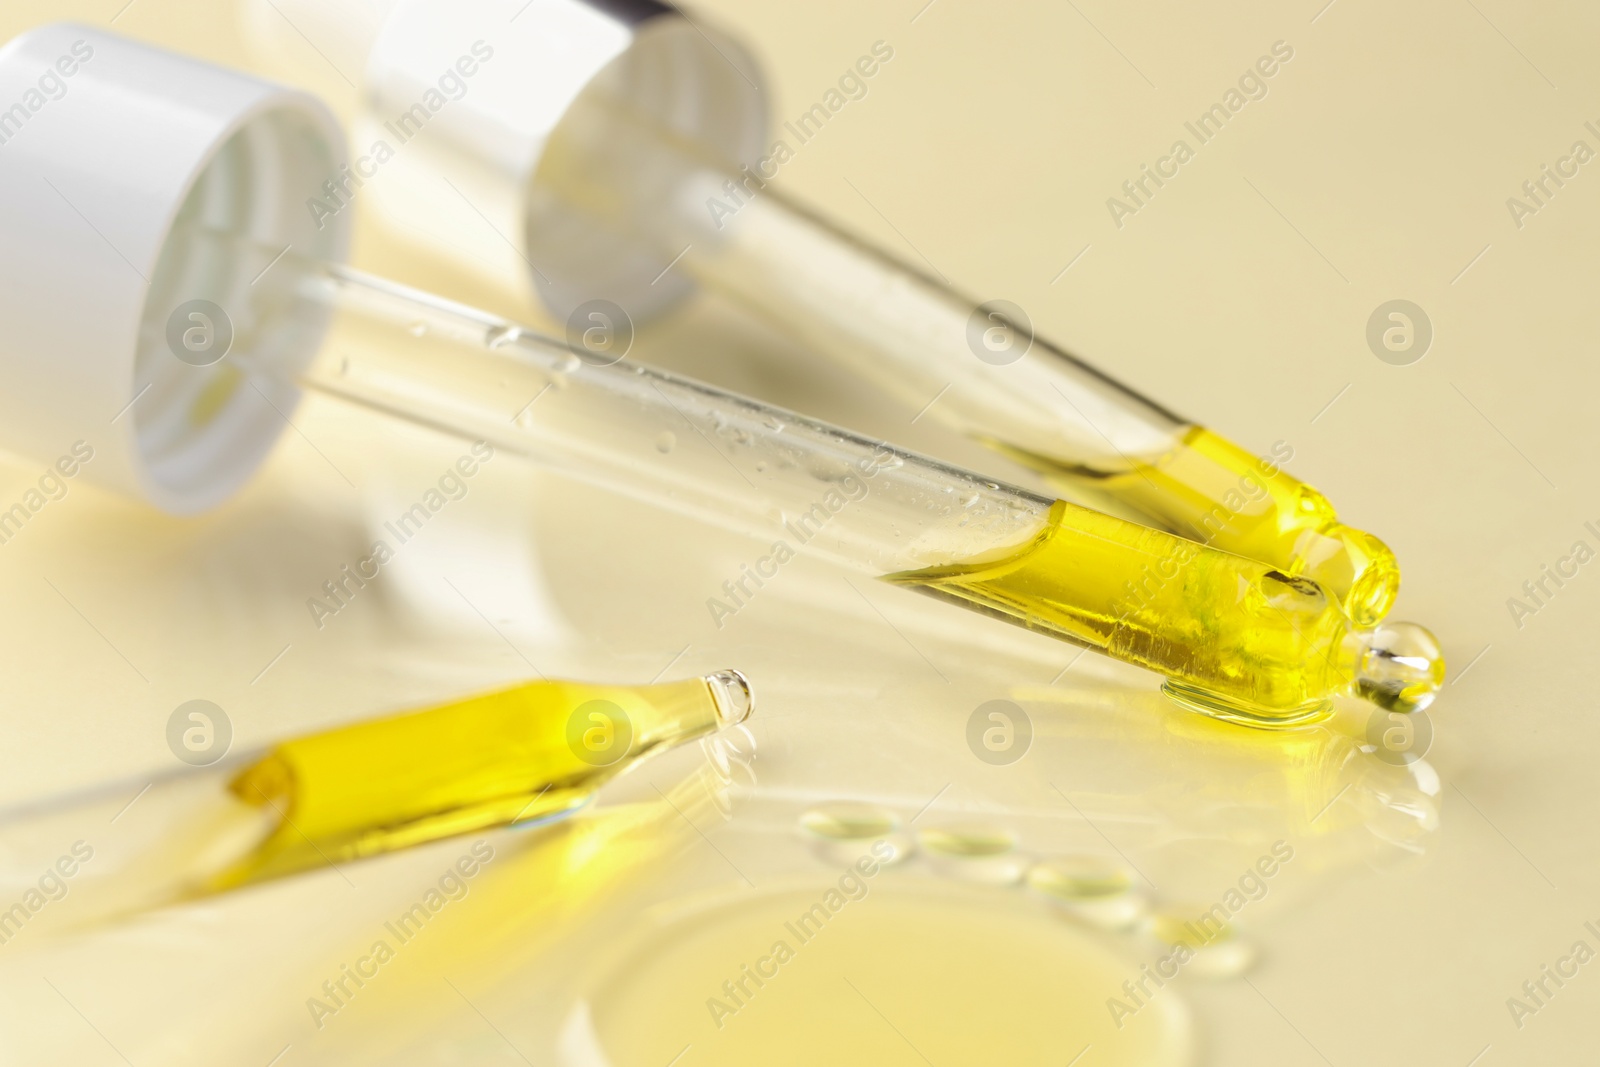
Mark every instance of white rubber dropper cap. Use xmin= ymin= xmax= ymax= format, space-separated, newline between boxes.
xmin=249 ymin=0 xmax=766 ymax=321
xmin=0 ymin=24 xmax=350 ymax=513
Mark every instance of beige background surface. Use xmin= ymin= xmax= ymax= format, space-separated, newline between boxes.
xmin=0 ymin=1 xmax=1595 ymax=1064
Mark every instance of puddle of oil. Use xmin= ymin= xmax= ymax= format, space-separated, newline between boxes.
xmin=562 ymin=883 xmax=1191 ymax=1066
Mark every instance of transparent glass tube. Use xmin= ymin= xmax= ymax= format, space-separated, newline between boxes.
xmin=153 ymin=220 xmax=1440 ymax=724
xmin=293 ymin=266 xmax=1053 ymax=580
xmin=531 ymin=84 xmax=1401 ymax=627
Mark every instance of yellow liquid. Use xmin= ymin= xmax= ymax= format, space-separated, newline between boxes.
xmin=213 ymin=675 xmax=738 ymax=888
xmin=995 ymin=426 xmax=1400 ymax=627
xmin=574 ymin=885 xmax=1190 ymax=1067
xmin=884 ymin=499 xmax=1360 ymax=725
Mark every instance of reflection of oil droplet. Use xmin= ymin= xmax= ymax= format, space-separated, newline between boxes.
xmin=654 ymin=431 xmax=676 ymax=454
xmin=407 ymin=322 xmax=427 ymax=337
xmin=799 ymin=802 xmax=912 ymax=866
xmin=919 ymin=823 xmax=1027 ymax=885
xmin=1027 ymin=856 xmax=1145 ymax=930
xmin=801 ymin=802 xmax=898 ymax=840
xmin=559 ymin=354 xmax=582 ymax=373
xmin=1028 ymin=856 xmax=1131 ymax=898
xmin=515 ymin=406 xmax=538 ymax=429
xmin=1147 ymin=910 xmax=1256 ymax=979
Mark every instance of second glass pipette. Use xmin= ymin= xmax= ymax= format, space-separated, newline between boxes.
xmin=527 ymin=78 xmax=1401 ymax=627
xmin=247 ymin=0 xmax=1398 ymax=627
xmin=165 ymin=217 xmax=1441 ymax=727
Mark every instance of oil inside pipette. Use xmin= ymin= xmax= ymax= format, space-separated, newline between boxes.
xmin=883 ymin=500 xmax=1442 ymax=727
xmin=211 ymin=671 xmax=752 ymax=889
xmin=989 ymin=426 xmax=1400 ymax=628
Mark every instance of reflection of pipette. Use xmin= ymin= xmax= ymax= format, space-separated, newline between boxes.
xmin=0 ymin=26 xmax=1442 ymax=725
xmin=251 ymin=0 xmax=1400 ymax=627
xmin=0 ymin=671 xmax=752 ymax=923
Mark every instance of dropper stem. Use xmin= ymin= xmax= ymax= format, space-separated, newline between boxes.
xmin=540 ymin=83 xmax=1186 ymax=466
xmin=290 ymin=262 xmax=1055 ymax=579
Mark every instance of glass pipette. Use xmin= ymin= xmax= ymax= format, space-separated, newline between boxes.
xmin=0 ymin=671 xmax=752 ymax=925
xmin=161 ymin=214 xmax=1441 ymax=728
xmin=527 ymin=82 xmax=1400 ymax=627
xmin=0 ymin=21 xmax=1434 ymax=751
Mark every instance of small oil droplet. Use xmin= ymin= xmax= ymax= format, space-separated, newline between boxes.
xmin=407 ymin=322 xmax=427 ymax=338
xmin=919 ymin=823 xmax=1015 ymax=857
xmin=1027 ymin=855 xmax=1131 ymax=898
xmin=1146 ymin=909 xmax=1256 ymax=978
xmin=1027 ymin=856 xmax=1145 ymax=930
xmin=918 ymin=823 xmax=1027 ymax=885
xmin=654 ymin=431 xmax=677 ymax=454
xmin=559 ymin=354 xmax=582 ymax=374
xmin=800 ymin=802 xmax=898 ymax=841
xmin=799 ymin=802 xmax=912 ymax=866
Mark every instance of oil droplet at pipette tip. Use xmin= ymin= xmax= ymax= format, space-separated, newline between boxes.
xmin=885 ymin=500 xmax=1444 ymax=729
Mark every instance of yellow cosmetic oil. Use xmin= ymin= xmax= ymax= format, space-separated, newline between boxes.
xmin=565 ymin=884 xmax=1191 ymax=1067
xmin=210 ymin=671 xmax=752 ymax=889
xmin=884 ymin=500 xmax=1442 ymax=727
xmin=990 ymin=425 xmax=1400 ymax=627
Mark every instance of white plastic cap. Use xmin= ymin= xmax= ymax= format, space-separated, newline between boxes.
xmin=249 ymin=0 xmax=766 ymax=321
xmin=0 ymin=24 xmax=350 ymax=513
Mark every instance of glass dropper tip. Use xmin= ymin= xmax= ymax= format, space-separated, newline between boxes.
xmin=1349 ymin=621 xmax=1446 ymax=714
xmin=1293 ymin=523 xmax=1401 ymax=628
xmin=706 ymin=669 xmax=755 ymax=727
